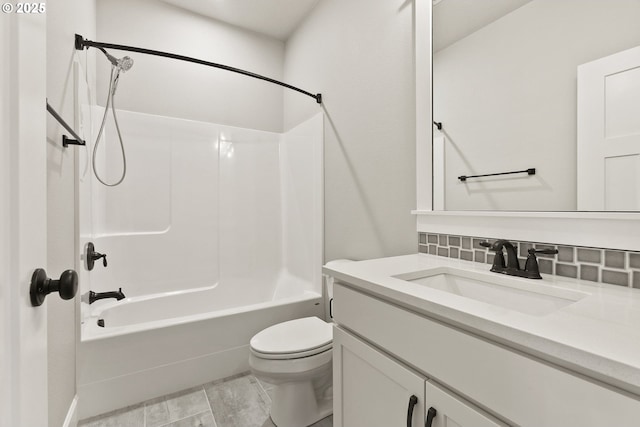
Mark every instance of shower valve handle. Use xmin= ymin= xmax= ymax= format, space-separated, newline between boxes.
xmin=86 ymin=242 xmax=108 ymax=270
xmin=92 ymin=252 xmax=107 ymax=267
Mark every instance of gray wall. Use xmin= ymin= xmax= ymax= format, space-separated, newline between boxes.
xmin=434 ymin=0 xmax=640 ymax=211
xmin=96 ymin=0 xmax=286 ymax=132
xmin=284 ymin=0 xmax=418 ymax=261
xmin=47 ymin=0 xmax=97 ymax=425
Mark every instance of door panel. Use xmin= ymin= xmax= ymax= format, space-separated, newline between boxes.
xmin=604 ymin=154 xmax=640 ymax=210
xmin=605 ymin=66 xmax=640 ymax=139
xmin=577 ymin=45 xmax=640 ymax=210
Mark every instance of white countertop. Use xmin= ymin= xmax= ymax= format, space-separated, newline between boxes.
xmin=323 ymin=254 xmax=640 ymax=396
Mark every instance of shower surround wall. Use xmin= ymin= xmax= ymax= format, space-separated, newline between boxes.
xmin=88 ymin=111 xmax=218 ymax=296
xmin=82 ymin=108 xmax=322 ymax=299
xmin=77 ymin=108 xmax=323 ymax=417
xmin=80 ymin=107 xmax=323 ymax=304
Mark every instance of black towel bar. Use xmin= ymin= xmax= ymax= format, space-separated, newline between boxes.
xmin=46 ymin=100 xmax=86 ymax=147
xmin=459 ymin=168 xmax=535 ymax=182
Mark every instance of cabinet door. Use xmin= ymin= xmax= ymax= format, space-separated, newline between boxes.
xmin=334 ymin=326 xmax=426 ymax=427
xmin=425 ymin=382 xmax=508 ymax=427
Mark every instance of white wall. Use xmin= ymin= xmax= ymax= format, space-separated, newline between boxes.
xmin=46 ymin=0 xmax=97 ymax=426
xmin=434 ymin=0 xmax=640 ymax=211
xmin=284 ymin=0 xmax=417 ymax=261
xmin=96 ymin=0 xmax=285 ymax=132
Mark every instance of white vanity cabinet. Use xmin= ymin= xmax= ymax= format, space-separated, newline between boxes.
xmin=425 ymin=383 xmax=507 ymax=427
xmin=332 ymin=281 xmax=640 ymax=427
xmin=333 ymin=327 xmax=426 ymax=427
xmin=334 ymin=326 xmax=506 ymax=427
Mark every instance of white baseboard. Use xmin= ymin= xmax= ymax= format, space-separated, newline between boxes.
xmin=62 ymin=395 xmax=78 ymax=427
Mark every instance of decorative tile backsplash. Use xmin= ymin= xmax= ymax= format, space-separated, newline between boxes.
xmin=418 ymin=232 xmax=640 ymax=288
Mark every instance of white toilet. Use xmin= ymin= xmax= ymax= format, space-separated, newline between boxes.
xmin=250 ymin=316 xmax=333 ymax=427
xmin=249 ymin=260 xmax=352 ymax=427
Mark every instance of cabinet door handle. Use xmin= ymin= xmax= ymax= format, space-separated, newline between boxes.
xmin=407 ymin=395 xmax=418 ymax=427
xmin=425 ymin=407 xmax=437 ymax=427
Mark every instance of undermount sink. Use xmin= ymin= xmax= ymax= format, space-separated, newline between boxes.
xmin=394 ymin=268 xmax=588 ymax=316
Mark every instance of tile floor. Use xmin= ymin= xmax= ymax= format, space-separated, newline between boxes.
xmin=78 ymin=373 xmax=333 ymax=427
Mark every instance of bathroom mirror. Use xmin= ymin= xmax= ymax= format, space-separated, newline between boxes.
xmin=432 ymin=0 xmax=640 ymax=211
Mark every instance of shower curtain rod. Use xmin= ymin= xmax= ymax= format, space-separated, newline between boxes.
xmin=74 ymin=34 xmax=322 ymax=104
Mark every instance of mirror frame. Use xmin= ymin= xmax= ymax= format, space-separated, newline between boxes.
xmin=414 ymin=0 xmax=640 ymax=251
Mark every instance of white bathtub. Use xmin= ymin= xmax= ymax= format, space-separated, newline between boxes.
xmin=77 ymin=282 xmax=324 ymax=419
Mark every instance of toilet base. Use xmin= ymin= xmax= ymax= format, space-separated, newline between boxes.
xmin=248 ymin=317 xmax=334 ymax=427
xmin=270 ymin=379 xmax=332 ymax=427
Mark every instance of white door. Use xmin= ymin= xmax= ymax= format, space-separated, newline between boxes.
xmin=577 ymin=45 xmax=640 ymax=210
xmin=0 ymin=11 xmax=48 ymax=427
xmin=333 ymin=327 xmax=426 ymax=427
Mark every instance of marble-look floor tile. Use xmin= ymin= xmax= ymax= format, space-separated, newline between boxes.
xmin=79 ymin=404 xmax=145 ymax=427
xmin=205 ymin=375 xmax=270 ymax=427
xmin=312 ymin=415 xmax=333 ymax=427
xmin=256 ymin=378 xmax=274 ymax=391
xmin=162 ymin=410 xmax=216 ymax=427
xmin=259 ymin=417 xmax=276 ymax=427
xmin=254 ymin=378 xmax=274 ymax=404
xmin=79 ymin=373 xmax=331 ymax=427
xmin=264 ymin=388 xmax=275 ymax=404
xmin=145 ymin=399 xmax=170 ymax=427
xmin=166 ymin=388 xmax=211 ymax=421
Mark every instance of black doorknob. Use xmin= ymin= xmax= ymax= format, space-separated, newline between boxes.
xmin=30 ymin=268 xmax=78 ymax=307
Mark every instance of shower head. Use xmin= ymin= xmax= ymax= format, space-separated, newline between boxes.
xmin=99 ymin=47 xmax=134 ymax=72
xmin=118 ymin=56 xmax=134 ymax=72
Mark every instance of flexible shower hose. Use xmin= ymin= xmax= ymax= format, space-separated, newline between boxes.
xmin=92 ymin=65 xmax=127 ymax=187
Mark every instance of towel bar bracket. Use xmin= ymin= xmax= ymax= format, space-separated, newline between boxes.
xmin=46 ymin=100 xmax=86 ymax=148
xmin=62 ymin=135 xmax=86 ymax=148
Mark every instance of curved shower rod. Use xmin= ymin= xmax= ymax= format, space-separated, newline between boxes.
xmin=75 ymin=34 xmax=322 ymax=104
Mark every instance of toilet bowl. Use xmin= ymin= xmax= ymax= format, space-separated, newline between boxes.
xmin=250 ymin=316 xmax=333 ymax=427
xmin=249 ymin=260 xmax=353 ymax=427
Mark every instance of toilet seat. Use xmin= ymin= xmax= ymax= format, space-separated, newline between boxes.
xmin=250 ymin=317 xmax=332 ymax=360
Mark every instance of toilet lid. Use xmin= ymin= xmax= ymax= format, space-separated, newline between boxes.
xmin=250 ymin=317 xmax=332 ymax=357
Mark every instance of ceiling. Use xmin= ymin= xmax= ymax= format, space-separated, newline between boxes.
xmin=159 ymin=0 xmax=320 ymax=41
xmin=433 ymin=0 xmax=533 ymax=52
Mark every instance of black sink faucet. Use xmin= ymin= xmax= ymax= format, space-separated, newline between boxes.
xmin=89 ymin=288 xmax=126 ymax=304
xmin=485 ymin=239 xmax=519 ymax=269
xmin=480 ymin=240 xmax=557 ymax=279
